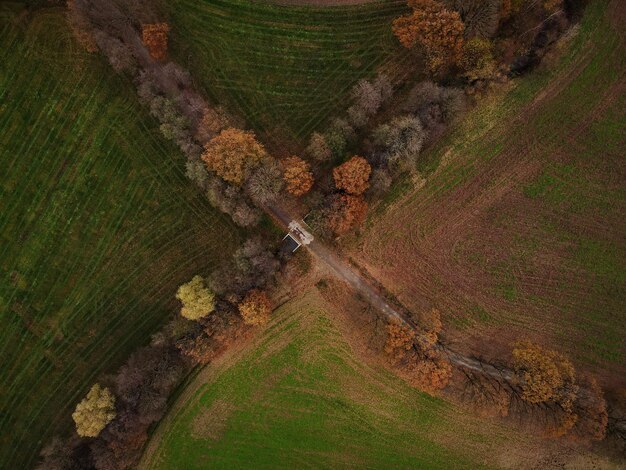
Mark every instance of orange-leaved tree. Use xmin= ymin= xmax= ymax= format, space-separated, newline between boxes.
xmin=142 ymin=23 xmax=171 ymax=61
xmin=384 ymin=322 xmax=415 ymax=360
xmin=392 ymin=0 xmax=465 ymax=73
xmin=383 ymin=319 xmax=452 ymax=394
xmin=326 ymin=194 xmax=368 ymax=236
xmin=201 ymin=128 xmax=268 ymax=186
xmin=282 ymin=156 xmax=314 ymax=197
xmin=512 ymin=340 xmax=576 ymax=404
xmin=332 ymin=155 xmax=371 ymax=195
xmin=238 ymin=289 xmax=272 ymax=326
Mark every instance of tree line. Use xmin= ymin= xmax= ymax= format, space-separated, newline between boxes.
xmin=38 ymin=232 xmax=284 ymax=469
xmin=37 ymin=0 xmax=611 ymax=467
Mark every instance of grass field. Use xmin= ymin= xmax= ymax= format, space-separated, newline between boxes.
xmin=167 ymin=0 xmax=410 ymax=152
xmin=355 ymin=0 xmax=625 ymax=381
xmin=140 ymin=289 xmax=505 ymax=469
xmin=0 ymin=4 xmax=241 ymax=467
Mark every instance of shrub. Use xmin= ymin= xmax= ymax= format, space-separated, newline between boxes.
xmin=72 ymin=384 xmax=116 ymax=438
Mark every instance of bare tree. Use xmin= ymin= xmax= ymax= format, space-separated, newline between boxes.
xmin=245 ymin=159 xmax=284 ymax=205
xmin=372 ymin=115 xmax=425 ymax=171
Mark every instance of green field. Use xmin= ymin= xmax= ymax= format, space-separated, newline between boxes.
xmin=140 ymin=289 xmax=503 ymax=469
xmin=0 ymin=5 xmax=241 ymax=467
xmin=167 ymin=0 xmax=409 ymax=151
xmin=358 ymin=0 xmax=625 ymax=373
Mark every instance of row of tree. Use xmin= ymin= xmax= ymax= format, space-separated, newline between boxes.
xmin=297 ymin=0 xmax=577 ymax=240
xmin=380 ymin=312 xmax=609 ymax=442
xmin=38 ymin=233 xmax=283 ymax=468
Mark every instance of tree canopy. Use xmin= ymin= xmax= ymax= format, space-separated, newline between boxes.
xmin=176 ymin=275 xmax=216 ymax=321
xmin=393 ymin=0 xmax=465 ymax=73
xmin=201 ymin=128 xmax=268 ymax=185
xmin=283 ymin=156 xmax=314 ymax=197
xmin=512 ymin=341 xmax=576 ymax=404
xmin=141 ymin=23 xmax=171 ymax=62
xmin=333 ymin=156 xmax=371 ymax=195
xmin=72 ymin=384 xmax=116 ymax=438
xmin=326 ymin=194 xmax=368 ymax=236
xmin=238 ymin=289 xmax=272 ymax=326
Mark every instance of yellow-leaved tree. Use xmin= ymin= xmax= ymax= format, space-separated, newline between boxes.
xmin=72 ymin=384 xmax=116 ymax=437
xmin=176 ymin=275 xmax=215 ymax=321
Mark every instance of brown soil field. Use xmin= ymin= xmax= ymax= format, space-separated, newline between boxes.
xmin=351 ymin=0 xmax=626 ymax=389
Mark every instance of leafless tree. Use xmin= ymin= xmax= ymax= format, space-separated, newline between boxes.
xmin=245 ymin=159 xmax=284 ymax=205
